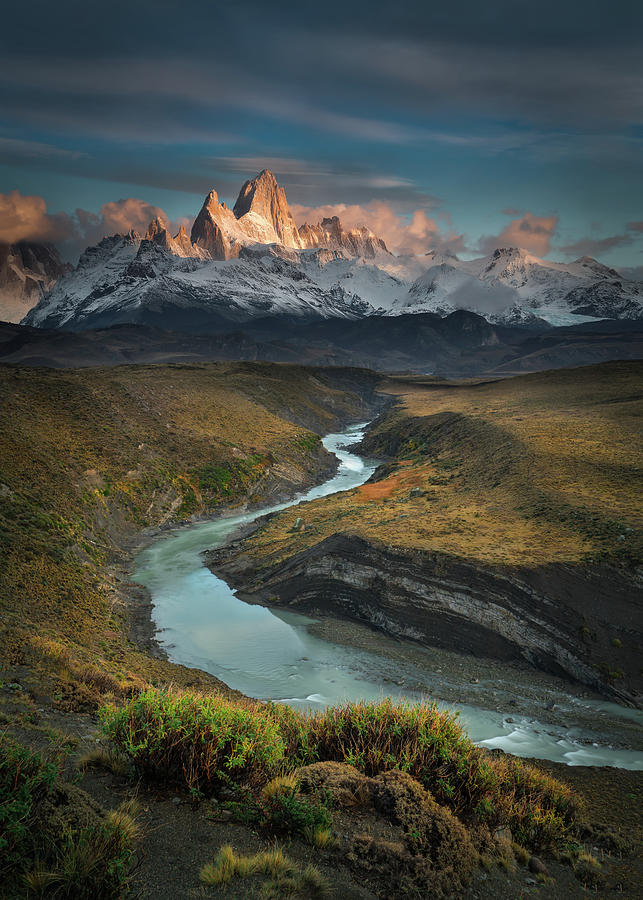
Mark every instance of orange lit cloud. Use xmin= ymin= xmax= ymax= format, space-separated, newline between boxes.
xmin=479 ymin=212 xmax=558 ymax=256
xmin=0 ymin=191 xmax=174 ymax=259
xmin=291 ymin=201 xmax=464 ymax=255
xmin=0 ymin=190 xmax=64 ymax=244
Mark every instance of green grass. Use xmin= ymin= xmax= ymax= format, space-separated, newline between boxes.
xmin=101 ymin=690 xmax=580 ymax=852
xmin=0 ymin=735 xmax=139 ymax=898
xmin=0 ymin=361 xmax=372 ymax=707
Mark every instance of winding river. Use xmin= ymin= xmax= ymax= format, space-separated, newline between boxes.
xmin=133 ymin=423 xmax=643 ymax=770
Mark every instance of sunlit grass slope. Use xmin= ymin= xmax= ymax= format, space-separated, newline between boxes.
xmin=241 ymin=361 xmax=642 ymax=568
xmin=0 ymin=361 xmax=375 ymax=706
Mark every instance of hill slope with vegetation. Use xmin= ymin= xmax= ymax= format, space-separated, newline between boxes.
xmin=0 ymin=361 xmax=380 ymax=706
xmin=211 ymin=362 xmax=643 ymax=705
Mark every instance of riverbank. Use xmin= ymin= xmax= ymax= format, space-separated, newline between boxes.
xmin=211 ymin=362 xmax=642 ymax=709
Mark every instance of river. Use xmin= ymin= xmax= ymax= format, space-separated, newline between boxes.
xmin=133 ymin=422 xmax=643 ymax=770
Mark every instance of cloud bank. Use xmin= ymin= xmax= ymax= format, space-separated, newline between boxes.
xmin=0 ymin=190 xmax=179 ymax=260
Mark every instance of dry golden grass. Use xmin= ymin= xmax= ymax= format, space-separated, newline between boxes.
xmin=0 ymin=362 xmax=368 ymax=703
xmin=243 ymin=362 xmax=642 ymax=568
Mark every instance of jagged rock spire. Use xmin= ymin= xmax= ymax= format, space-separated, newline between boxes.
xmin=233 ymin=169 xmax=303 ymax=249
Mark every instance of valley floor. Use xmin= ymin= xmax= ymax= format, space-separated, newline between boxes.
xmin=1 ymin=359 xmax=641 ymax=899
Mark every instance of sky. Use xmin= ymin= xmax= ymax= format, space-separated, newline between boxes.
xmin=1 ymin=0 xmax=642 ymax=267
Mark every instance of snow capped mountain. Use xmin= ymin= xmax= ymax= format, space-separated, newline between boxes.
xmin=0 ymin=242 xmax=70 ymax=323
xmin=190 ymin=169 xmax=305 ymax=259
xmin=391 ymin=262 xmax=524 ymax=321
xmin=21 ymin=170 xmax=643 ymax=331
xmin=24 ymin=235 xmax=372 ymax=331
xmin=234 ymin=169 xmax=304 ymax=249
xmin=399 ymin=247 xmax=643 ymax=324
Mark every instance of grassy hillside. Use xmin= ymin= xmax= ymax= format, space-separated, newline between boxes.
xmin=223 ymin=362 xmax=642 ymax=700
xmin=0 ymin=361 xmax=378 ymax=706
xmin=239 ymin=362 xmax=642 ymax=568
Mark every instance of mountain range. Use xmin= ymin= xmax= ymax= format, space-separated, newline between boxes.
xmin=12 ymin=169 xmax=643 ymax=332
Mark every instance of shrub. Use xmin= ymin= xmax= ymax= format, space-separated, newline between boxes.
xmin=99 ymin=688 xmax=285 ymax=792
xmin=0 ymin=736 xmax=59 ymax=871
xmin=236 ymin=776 xmax=332 ymax=843
xmin=490 ymin=756 xmax=581 ymax=850
xmin=273 ymin=698 xmax=497 ymax=819
xmin=0 ymin=736 xmax=138 ymax=898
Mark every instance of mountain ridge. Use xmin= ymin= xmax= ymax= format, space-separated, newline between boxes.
xmin=17 ymin=169 xmax=643 ymax=330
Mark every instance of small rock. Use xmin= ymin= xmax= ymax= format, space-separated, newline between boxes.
xmin=525 ymin=877 xmax=537 ymax=885
xmin=289 ymin=517 xmax=305 ymax=533
xmin=494 ymin=826 xmax=512 ymax=843
xmin=528 ymin=856 xmax=548 ymax=875
xmin=172 ymin=797 xmax=181 ymax=806
xmin=470 ymin=677 xmax=479 ymax=684
xmin=218 ymin=809 xmax=233 ymax=821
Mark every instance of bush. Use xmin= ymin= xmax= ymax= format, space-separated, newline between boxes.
xmin=270 ymin=698 xmax=497 ymax=819
xmin=0 ymin=736 xmax=138 ymax=898
xmin=0 ymin=737 xmax=58 ymax=871
xmin=491 ymin=756 xmax=580 ymax=850
xmin=101 ymin=692 xmax=579 ymax=851
xmin=99 ymin=688 xmax=285 ymax=792
xmin=236 ymin=775 xmax=333 ymax=843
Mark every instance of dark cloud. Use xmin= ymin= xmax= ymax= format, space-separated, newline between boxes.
xmin=560 ymin=233 xmax=636 ymax=258
xmin=3 ymin=0 xmax=641 ymax=58
xmin=0 ymin=1 xmax=641 ymax=266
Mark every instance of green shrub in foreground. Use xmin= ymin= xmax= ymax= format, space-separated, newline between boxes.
xmin=0 ymin=736 xmax=137 ymax=898
xmin=269 ymin=698 xmax=497 ymax=817
xmin=234 ymin=775 xmax=333 ymax=843
xmin=99 ymin=688 xmax=285 ymax=792
xmin=0 ymin=737 xmax=58 ymax=871
xmin=100 ymin=691 xmax=580 ymax=850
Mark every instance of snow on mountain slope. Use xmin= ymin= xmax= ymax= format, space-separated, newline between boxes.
xmin=391 ymin=263 xmax=536 ymax=323
xmin=299 ymin=251 xmax=407 ymax=310
xmin=24 ymin=237 xmax=373 ymax=330
xmin=401 ymin=248 xmax=643 ymax=323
